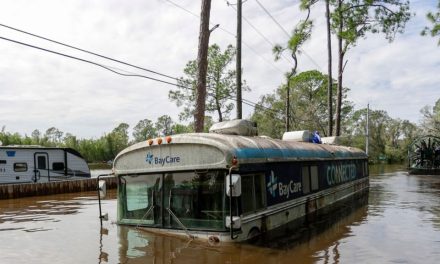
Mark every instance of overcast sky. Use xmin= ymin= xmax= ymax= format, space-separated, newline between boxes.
xmin=0 ymin=0 xmax=439 ymax=139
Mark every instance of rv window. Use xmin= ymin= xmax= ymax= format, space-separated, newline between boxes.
xmin=53 ymin=162 xmax=65 ymax=171
xmin=14 ymin=163 xmax=28 ymax=172
xmin=0 ymin=160 xmax=6 ymax=164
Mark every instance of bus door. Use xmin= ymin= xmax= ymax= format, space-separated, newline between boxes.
xmin=34 ymin=153 xmax=49 ymax=182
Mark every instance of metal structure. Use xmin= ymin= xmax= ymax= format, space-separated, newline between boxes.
xmin=407 ymin=135 xmax=440 ymax=175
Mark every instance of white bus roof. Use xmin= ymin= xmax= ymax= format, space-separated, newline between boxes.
xmin=114 ymin=133 xmax=367 ymax=175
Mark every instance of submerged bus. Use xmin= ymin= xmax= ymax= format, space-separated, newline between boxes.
xmin=112 ymin=120 xmax=368 ymax=243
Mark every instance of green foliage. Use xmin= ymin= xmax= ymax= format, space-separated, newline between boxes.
xmin=188 ymin=116 xmax=214 ymax=133
xmin=345 ymin=108 xmax=419 ymax=163
xmin=421 ymin=0 xmax=440 ymax=45
xmin=155 ymin=115 xmax=174 ymax=136
xmin=251 ymin=94 xmax=285 ymax=138
xmin=45 ymin=127 xmax=63 ymax=146
xmin=332 ymin=0 xmax=412 ymax=50
xmin=288 ymin=20 xmax=313 ymax=54
xmin=420 ymin=98 xmax=440 ymax=136
xmin=172 ymin=123 xmax=193 ymax=134
xmin=251 ymin=70 xmax=352 ymax=138
xmin=132 ymin=119 xmax=156 ymax=143
xmin=273 ymin=1 xmax=314 ymax=70
xmin=169 ymin=44 xmax=248 ymax=122
xmin=0 ymin=115 xmax=198 ymax=163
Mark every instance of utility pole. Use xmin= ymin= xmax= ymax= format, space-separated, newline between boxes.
xmin=195 ymin=0 xmax=212 ymax=132
xmin=366 ymin=103 xmax=370 ymax=155
xmin=325 ymin=0 xmax=333 ymax=136
xmin=236 ymin=0 xmax=242 ymax=119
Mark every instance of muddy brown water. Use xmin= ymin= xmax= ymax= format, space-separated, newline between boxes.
xmin=1 ymin=165 xmax=440 ymax=264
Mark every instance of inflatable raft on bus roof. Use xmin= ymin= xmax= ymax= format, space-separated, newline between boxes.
xmin=114 ymin=120 xmax=367 ymax=175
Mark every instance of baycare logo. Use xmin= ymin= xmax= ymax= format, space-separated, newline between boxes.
xmin=146 ymin=153 xmax=154 ymax=164
xmin=267 ymin=171 xmax=278 ymax=198
xmin=267 ymin=170 xmax=302 ymax=199
xmin=145 ymin=152 xmax=181 ymax=166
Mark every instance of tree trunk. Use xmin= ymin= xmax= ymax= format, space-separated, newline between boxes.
xmin=325 ymin=0 xmax=333 ymax=137
xmin=195 ymin=0 xmax=212 ymax=132
xmin=286 ymin=79 xmax=290 ymax=132
xmin=215 ymin=87 xmax=223 ymax=122
xmin=335 ymin=0 xmax=343 ymax=136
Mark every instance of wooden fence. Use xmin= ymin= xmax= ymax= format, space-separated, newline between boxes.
xmin=0 ymin=177 xmax=117 ymax=199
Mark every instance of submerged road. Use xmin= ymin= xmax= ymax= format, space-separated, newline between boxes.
xmin=0 ymin=165 xmax=439 ymax=264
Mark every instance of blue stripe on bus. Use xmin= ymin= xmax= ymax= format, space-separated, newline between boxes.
xmin=234 ymin=148 xmax=364 ymax=160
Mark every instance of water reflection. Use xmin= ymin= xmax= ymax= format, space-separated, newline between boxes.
xmin=1 ymin=167 xmax=440 ymax=263
xmin=0 ymin=194 xmax=94 ymax=232
xmin=115 ymin=194 xmax=369 ymax=264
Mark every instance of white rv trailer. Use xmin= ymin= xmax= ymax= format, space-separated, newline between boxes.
xmin=112 ymin=120 xmax=369 ymax=243
xmin=0 ymin=145 xmax=90 ymax=184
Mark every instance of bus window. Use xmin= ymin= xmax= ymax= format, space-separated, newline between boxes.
xmin=241 ymin=175 xmax=255 ymax=214
xmin=302 ymin=166 xmax=310 ymax=194
xmin=364 ymin=161 xmax=369 ymax=177
xmin=241 ymin=174 xmax=266 ymax=215
xmin=311 ymin=166 xmax=319 ymax=191
xmin=164 ymin=171 xmax=226 ymax=230
xmin=254 ymin=174 xmax=266 ymax=210
xmin=121 ymin=174 xmax=162 ymax=225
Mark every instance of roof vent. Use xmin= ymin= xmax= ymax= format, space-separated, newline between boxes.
xmin=209 ymin=119 xmax=257 ymax=136
xmin=282 ymin=130 xmax=312 ymax=142
xmin=321 ymin=136 xmax=347 ymax=145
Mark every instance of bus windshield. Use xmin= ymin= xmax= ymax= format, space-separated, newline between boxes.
xmin=119 ymin=170 xmax=227 ymax=231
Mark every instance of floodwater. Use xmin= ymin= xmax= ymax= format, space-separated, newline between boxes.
xmin=1 ymin=165 xmax=440 ymax=264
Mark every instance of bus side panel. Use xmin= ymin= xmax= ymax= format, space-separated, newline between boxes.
xmin=265 ymin=163 xmax=303 ymax=207
xmin=319 ymin=159 xmax=367 ymax=190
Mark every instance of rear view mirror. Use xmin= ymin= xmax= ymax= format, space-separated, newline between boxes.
xmin=226 ymin=174 xmax=241 ymax=197
xmin=225 ymin=216 xmax=241 ymax=229
xmin=98 ymin=180 xmax=107 ymax=199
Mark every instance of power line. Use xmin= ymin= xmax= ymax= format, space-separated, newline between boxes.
xmin=0 ymin=19 xmax=281 ymax=118
xmin=163 ymin=0 xmax=225 ymax=33
xmin=0 ymin=35 xmax=182 ymax=87
xmin=163 ymin=0 xmax=199 ymax=18
xmin=225 ymin=1 xmax=294 ymax=67
xmin=163 ymin=0 xmax=285 ymax=74
xmin=0 ymin=23 xmax=179 ymax=81
xmin=254 ymin=0 xmax=323 ymax=71
xmin=0 ymin=35 xmax=277 ymax=116
xmin=254 ymin=0 xmax=290 ymax=37
xmin=162 ymin=0 xmax=286 ymax=117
